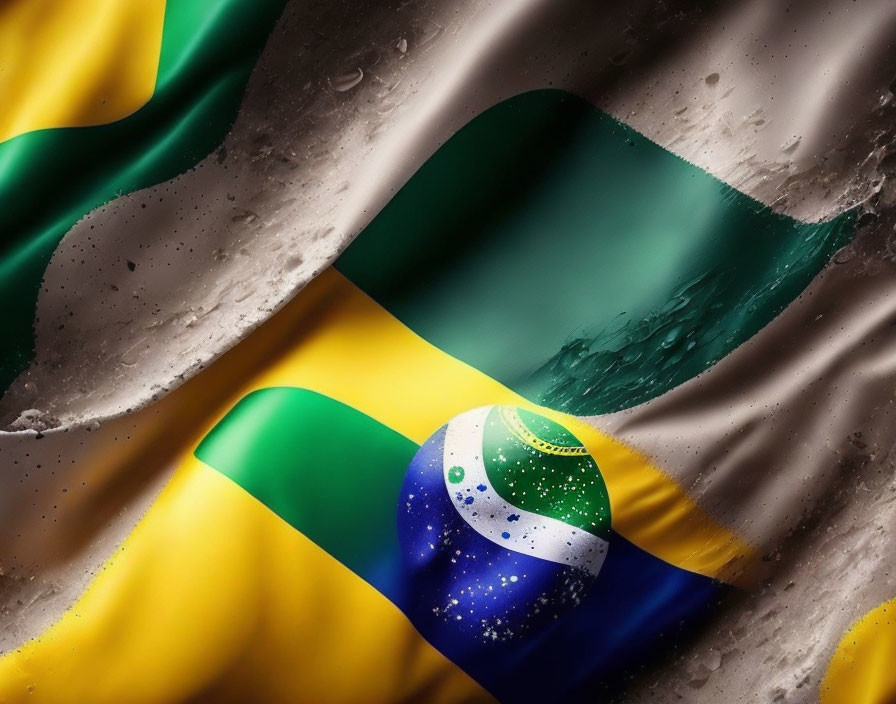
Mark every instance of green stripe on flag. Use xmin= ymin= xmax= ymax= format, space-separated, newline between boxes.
xmin=336 ymin=89 xmax=855 ymax=415
xmin=0 ymin=0 xmax=287 ymax=392
xmin=194 ymin=387 xmax=416 ymax=591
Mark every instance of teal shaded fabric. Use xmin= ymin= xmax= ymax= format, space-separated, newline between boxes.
xmin=337 ymin=89 xmax=854 ymax=414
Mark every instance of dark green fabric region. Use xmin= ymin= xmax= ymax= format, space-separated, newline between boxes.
xmin=194 ymin=387 xmax=418 ymax=593
xmin=336 ymin=89 xmax=855 ymax=415
xmin=0 ymin=0 xmax=287 ymax=391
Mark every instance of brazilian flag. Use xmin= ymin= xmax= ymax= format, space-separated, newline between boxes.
xmin=0 ymin=48 xmax=854 ymax=704
xmin=184 ymin=90 xmax=853 ymax=701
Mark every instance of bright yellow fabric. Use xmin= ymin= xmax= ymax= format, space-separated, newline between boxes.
xmin=555 ymin=414 xmax=753 ymax=585
xmin=821 ymin=598 xmax=896 ymax=704
xmin=0 ymin=0 xmax=166 ymax=144
xmin=0 ymin=456 xmax=493 ymax=704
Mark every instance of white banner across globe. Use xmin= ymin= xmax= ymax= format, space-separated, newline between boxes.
xmin=442 ymin=405 xmax=608 ymax=578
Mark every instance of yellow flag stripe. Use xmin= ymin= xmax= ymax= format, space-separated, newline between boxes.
xmin=821 ymin=597 xmax=896 ymax=704
xmin=0 ymin=0 xmax=166 ymax=144
xmin=0 ymin=456 xmax=493 ymax=704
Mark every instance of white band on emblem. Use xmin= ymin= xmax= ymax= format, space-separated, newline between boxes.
xmin=443 ymin=406 xmax=608 ymax=577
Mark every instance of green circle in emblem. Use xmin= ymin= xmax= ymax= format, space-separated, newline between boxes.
xmin=447 ymin=465 xmax=465 ymax=484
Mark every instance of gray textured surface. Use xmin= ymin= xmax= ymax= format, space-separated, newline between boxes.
xmin=2 ymin=1 xmax=896 ymax=701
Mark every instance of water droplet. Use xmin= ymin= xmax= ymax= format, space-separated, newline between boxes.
xmin=661 ymin=325 xmax=684 ymax=350
xmin=610 ymin=50 xmax=632 ymax=66
xmin=119 ymin=348 xmax=139 ymax=366
xmin=231 ymin=209 xmax=258 ymax=225
xmin=331 ymin=68 xmax=364 ymax=92
xmin=418 ymin=21 xmax=443 ymax=46
xmin=233 ymin=285 xmax=254 ymax=303
xmin=780 ymin=135 xmax=802 ymax=154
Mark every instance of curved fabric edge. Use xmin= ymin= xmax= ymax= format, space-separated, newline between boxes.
xmin=0 ymin=0 xmax=166 ymax=145
xmin=0 ymin=0 xmax=287 ymax=393
xmin=821 ymin=597 xmax=896 ymax=704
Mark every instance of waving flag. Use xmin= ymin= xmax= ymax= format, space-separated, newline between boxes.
xmin=1 ymin=1 xmax=896 ymax=704
xmin=0 ymin=0 xmax=286 ymax=390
